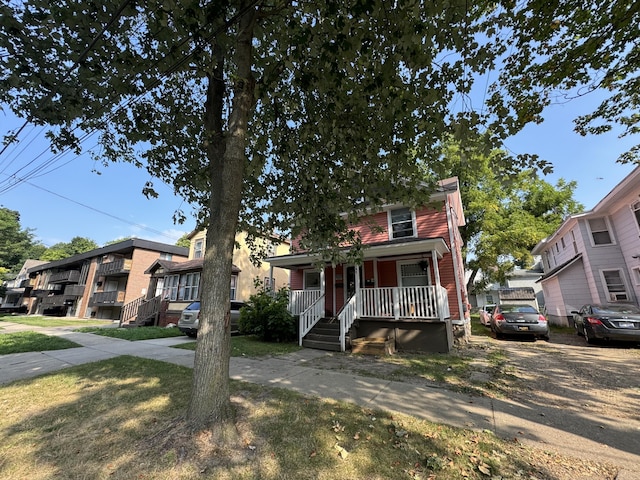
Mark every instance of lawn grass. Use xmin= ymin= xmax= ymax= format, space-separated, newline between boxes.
xmin=174 ymin=335 xmax=302 ymax=357
xmin=0 ymin=315 xmax=113 ymax=328
xmin=75 ymin=325 xmax=186 ymax=341
xmin=0 ymin=331 xmax=81 ymax=355
xmin=0 ymin=356 xmax=616 ymax=480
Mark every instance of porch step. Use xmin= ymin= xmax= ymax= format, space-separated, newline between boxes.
xmin=302 ymin=318 xmax=345 ymax=352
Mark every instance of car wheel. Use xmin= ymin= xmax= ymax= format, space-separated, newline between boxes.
xmin=584 ymin=326 xmax=596 ymax=345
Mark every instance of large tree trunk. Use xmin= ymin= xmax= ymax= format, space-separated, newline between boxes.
xmin=186 ymin=5 xmax=257 ymax=437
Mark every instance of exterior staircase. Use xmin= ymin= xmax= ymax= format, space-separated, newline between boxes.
xmin=302 ymin=318 xmax=349 ymax=352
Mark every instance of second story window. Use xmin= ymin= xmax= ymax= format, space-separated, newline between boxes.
xmin=588 ymin=218 xmax=613 ymax=246
xmin=633 ymin=201 xmax=640 ymax=231
xmin=194 ymin=239 xmax=204 ymax=259
xmin=389 ymin=207 xmax=415 ymax=239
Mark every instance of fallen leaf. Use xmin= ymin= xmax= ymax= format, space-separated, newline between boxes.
xmin=478 ymin=463 xmax=491 ymax=476
xmin=309 ymin=450 xmax=316 ymax=458
xmin=353 ymin=432 xmax=360 ymax=440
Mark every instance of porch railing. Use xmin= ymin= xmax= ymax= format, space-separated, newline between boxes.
xmin=289 ymin=289 xmax=322 ymax=316
xmin=338 ymin=294 xmax=357 ymax=352
xmin=299 ymin=294 xmax=325 ymax=346
xmin=359 ymin=286 xmax=448 ymax=319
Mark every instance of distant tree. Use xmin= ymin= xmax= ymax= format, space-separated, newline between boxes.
xmin=175 ymin=234 xmax=191 ymax=249
xmin=435 ymin=135 xmax=584 ymax=292
xmin=0 ymin=207 xmax=44 ymax=279
xmin=41 ymin=236 xmax=99 ymax=261
xmin=103 ymin=237 xmax=133 ymax=246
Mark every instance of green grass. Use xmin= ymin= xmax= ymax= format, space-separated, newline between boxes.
xmin=74 ymin=325 xmax=186 ymax=341
xmin=0 ymin=356 xmax=617 ymax=480
xmin=174 ymin=334 xmax=302 ymax=357
xmin=0 ymin=315 xmax=113 ymax=328
xmin=550 ymin=324 xmax=576 ymax=335
xmin=0 ymin=331 xmax=81 ymax=354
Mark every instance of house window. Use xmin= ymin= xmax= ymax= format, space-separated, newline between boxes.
xmin=159 ymin=253 xmax=173 ymax=260
xmin=230 ymin=275 xmax=238 ymax=300
xmin=154 ymin=277 xmax=165 ymax=297
xmin=194 ymin=239 xmax=204 ymax=259
xmin=571 ymin=230 xmax=578 ymax=254
xmin=182 ymin=272 xmax=200 ymax=301
xmin=633 ymin=201 xmax=640 ymax=231
xmin=399 ymin=262 xmax=429 ymax=287
xmin=601 ymin=269 xmax=629 ymax=302
xmin=561 ymin=237 xmax=566 ymax=249
xmin=588 ymin=218 xmax=613 ymax=245
xmin=163 ymin=275 xmax=180 ymax=301
xmin=304 ymin=270 xmax=321 ymax=290
xmin=388 ymin=208 xmax=415 ymax=239
xmin=633 ymin=267 xmax=640 ymax=286
xmin=486 ymin=294 xmax=494 ymax=304
xmin=264 ymin=276 xmax=276 ymax=290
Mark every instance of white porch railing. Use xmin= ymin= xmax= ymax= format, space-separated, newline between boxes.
xmin=338 ymin=294 xmax=357 ymax=352
xmin=360 ymin=286 xmax=449 ymax=319
xmin=289 ymin=289 xmax=322 ymax=316
xmin=299 ymin=294 xmax=325 ymax=346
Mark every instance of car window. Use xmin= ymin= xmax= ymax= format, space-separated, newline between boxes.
xmin=185 ymin=302 xmax=200 ymax=311
xmin=499 ymin=305 xmax=537 ymax=313
xmin=593 ymin=305 xmax=640 ymax=315
xmin=230 ymin=301 xmax=244 ymax=310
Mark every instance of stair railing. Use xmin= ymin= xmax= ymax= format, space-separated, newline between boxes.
xmin=299 ymin=294 xmax=325 ymax=346
xmin=119 ymin=295 xmax=145 ymax=327
xmin=337 ymin=294 xmax=357 ymax=352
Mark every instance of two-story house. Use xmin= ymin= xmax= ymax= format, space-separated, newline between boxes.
xmin=141 ymin=230 xmax=291 ymax=326
xmin=531 ymin=166 xmax=640 ymax=325
xmin=27 ymin=239 xmax=188 ymax=321
xmin=267 ymin=177 xmax=469 ymax=353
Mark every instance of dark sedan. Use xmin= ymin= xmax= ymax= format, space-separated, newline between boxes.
xmin=572 ymin=304 xmax=640 ymax=345
xmin=490 ymin=304 xmax=549 ymax=340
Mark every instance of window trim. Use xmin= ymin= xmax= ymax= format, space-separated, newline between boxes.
xmin=587 ymin=217 xmax=615 ymax=247
xmin=303 ymin=270 xmax=321 ymax=290
xmin=396 ymin=260 xmax=431 ymax=287
xmin=182 ymin=272 xmax=200 ymax=301
xmin=230 ymin=274 xmax=238 ymax=300
xmin=599 ymin=268 xmax=629 ymax=302
xmin=632 ymin=201 xmax=640 ymax=234
xmin=163 ymin=274 xmax=180 ymax=301
xmin=387 ymin=207 xmax=417 ymax=240
xmin=193 ymin=239 xmax=204 ymax=259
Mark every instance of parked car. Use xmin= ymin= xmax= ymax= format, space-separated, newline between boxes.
xmin=571 ymin=304 xmax=640 ymax=345
xmin=177 ymin=300 xmax=245 ymax=337
xmin=479 ymin=304 xmax=496 ymax=326
xmin=490 ymin=304 xmax=549 ymax=340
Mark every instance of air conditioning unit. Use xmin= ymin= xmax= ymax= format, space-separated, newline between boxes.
xmin=610 ymin=292 xmax=629 ymax=302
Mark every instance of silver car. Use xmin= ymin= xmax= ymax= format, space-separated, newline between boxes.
xmin=177 ymin=301 xmax=244 ymax=337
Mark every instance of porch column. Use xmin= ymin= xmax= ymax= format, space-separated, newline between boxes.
xmin=432 ymin=250 xmax=444 ymax=321
xmin=354 ymin=264 xmax=360 ymax=318
xmin=320 ymin=268 xmax=325 ymax=297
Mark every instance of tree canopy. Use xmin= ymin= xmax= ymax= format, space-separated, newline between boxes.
xmin=1 ymin=0 xmax=637 ymax=443
xmin=0 ymin=207 xmax=45 ymax=280
xmin=40 ymin=236 xmax=99 ymax=261
xmin=435 ymin=135 xmax=584 ymax=291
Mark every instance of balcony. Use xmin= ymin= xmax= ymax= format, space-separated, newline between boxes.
xmin=40 ymin=295 xmax=76 ymax=307
xmin=96 ymin=259 xmax=132 ymax=277
xmin=50 ymin=270 xmax=80 ymax=284
xmin=64 ymin=284 xmax=86 ymax=297
xmin=19 ymin=278 xmax=35 ymax=288
xmin=90 ymin=290 xmax=126 ymax=307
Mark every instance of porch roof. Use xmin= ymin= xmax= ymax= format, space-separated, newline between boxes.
xmin=267 ymin=237 xmax=450 ymax=269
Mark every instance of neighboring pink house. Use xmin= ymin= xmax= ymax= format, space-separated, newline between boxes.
xmin=532 ymin=166 xmax=640 ymax=325
xmin=267 ymin=177 xmax=469 ymax=353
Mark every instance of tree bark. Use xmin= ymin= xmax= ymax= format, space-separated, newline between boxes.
xmin=186 ymin=4 xmax=257 ymax=436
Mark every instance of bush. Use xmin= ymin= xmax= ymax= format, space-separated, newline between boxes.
xmin=239 ymin=285 xmax=295 ymax=342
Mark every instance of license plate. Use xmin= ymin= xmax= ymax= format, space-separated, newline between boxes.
xmin=518 ymin=326 xmax=529 ymax=331
xmin=618 ymin=322 xmax=634 ymax=328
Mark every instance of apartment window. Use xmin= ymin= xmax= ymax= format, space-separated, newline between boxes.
xmin=230 ymin=275 xmax=238 ymax=300
xmin=304 ymin=270 xmax=321 ymax=290
xmin=182 ymin=272 xmax=200 ymax=301
xmin=601 ymin=269 xmax=629 ymax=302
xmin=194 ymin=239 xmax=204 ymax=259
xmin=588 ymin=218 xmax=613 ymax=245
xmin=163 ymin=275 xmax=180 ymax=301
xmin=388 ymin=207 xmax=415 ymax=239
xmin=633 ymin=201 xmax=640 ymax=231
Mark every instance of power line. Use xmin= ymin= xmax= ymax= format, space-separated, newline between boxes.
xmin=1 ymin=173 xmax=183 ymax=242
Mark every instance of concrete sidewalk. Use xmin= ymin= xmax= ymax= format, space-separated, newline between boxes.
xmin=1 ymin=322 xmax=639 ymax=479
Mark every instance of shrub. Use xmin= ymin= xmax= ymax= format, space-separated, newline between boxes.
xmin=239 ymin=284 xmax=295 ymax=342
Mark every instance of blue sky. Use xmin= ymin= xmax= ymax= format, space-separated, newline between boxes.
xmin=0 ymin=89 xmax=637 ymax=248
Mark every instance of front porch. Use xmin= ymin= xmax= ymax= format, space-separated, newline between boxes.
xmin=268 ymin=238 xmax=458 ymax=353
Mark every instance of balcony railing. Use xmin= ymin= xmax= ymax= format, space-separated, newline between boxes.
xmin=40 ymin=295 xmax=75 ymax=307
xmin=19 ymin=278 xmax=35 ymax=288
xmin=96 ymin=259 xmax=132 ymax=276
xmin=90 ymin=290 xmax=126 ymax=306
xmin=64 ymin=284 xmax=86 ymax=297
xmin=50 ymin=270 xmax=80 ymax=284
